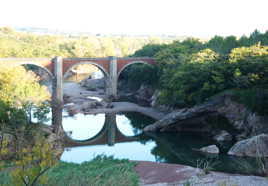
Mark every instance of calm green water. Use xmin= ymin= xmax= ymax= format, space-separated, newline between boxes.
xmin=60 ymin=112 xmax=264 ymax=175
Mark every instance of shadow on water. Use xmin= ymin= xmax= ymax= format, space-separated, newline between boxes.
xmin=60 ymin=112 xmax=266 ymax=175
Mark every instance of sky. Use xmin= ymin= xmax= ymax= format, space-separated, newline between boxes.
xmin=0 ymin=0 xmax=267 ymax=38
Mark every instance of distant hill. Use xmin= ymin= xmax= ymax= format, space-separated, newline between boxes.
xmin=14 ymin=27 xmax=189 ymax=40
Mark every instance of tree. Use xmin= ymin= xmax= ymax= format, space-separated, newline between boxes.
xmin=11 ymin=136 xmax=58 ymax=186
xmin=0 ymin=65 xmax=51 ymax=156
xmin=0 ymin=65 xmax=50 ymax=108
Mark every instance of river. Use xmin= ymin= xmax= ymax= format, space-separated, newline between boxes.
xmin=39 ymin=111 xmax=262 ymax=175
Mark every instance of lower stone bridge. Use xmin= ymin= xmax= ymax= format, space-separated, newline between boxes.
xmin=0 ymin=56 xmax=156 ymax=134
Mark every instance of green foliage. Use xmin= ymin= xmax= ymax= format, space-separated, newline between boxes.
xmin=0 ymin=65 xmax=50 ymax=108
xmin=119 ymin=63 xmax=159 ymax=90
xmin=132 ymin=44 xmax=166 ymax=57
xmin=0 ymin=27 xmax=174 ymax=58
xmin=0 ymin=156 xmax=139 ymax=186
xmin=45 ymin=155 xmax=139 ymax=186
xmin=206 ymin=35 xmax=238 ymax=54
xmin=190 ymin=49 xmax=220 ymax=63
xmin=158 ymin=57 xmax=231 ymax=106
xmin=231 ymin=89 xmax=268 ymax=115
xmin=0 ymin=136 xmax=10 ymax=160
xmin=158 ymin=45 xmax=268 ymax=107
xmin=0 ymin=65 xmax=51 ymax=159
xmin=133 ymin=30 xmax=268 ymax=110
xmin=229 ymin=45 xmax=268 ymax=89
xmin=155 ymin=39 xmax=204 ymax=69
xmin=0 ymin=65 xmax=50 ymax=124
xmin=10 ymin=137 xmax=57 ymax=186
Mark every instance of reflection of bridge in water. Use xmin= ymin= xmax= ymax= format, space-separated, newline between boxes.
xmin=64 ymin=113 xmax=139 ymax=147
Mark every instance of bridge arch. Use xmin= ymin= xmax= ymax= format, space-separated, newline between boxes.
xmin=16 ymin=62 xmax=54 ymax=80
xmin=117 ymin=60 xmax=154 ymax=79
xmin=63 ymin=61 xmax=109 ymax=79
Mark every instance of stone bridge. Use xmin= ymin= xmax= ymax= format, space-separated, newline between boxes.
xmin=0 ymin=57 xmax=156 ymax=134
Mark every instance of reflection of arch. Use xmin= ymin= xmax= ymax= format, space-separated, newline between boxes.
xmin=116 ymin=114 xmax=142 ymax=137
xmin=64 ymin=113 xmax=139 ymax=147
xmin=63 ymin=61 xmax=109 ymax=79
xmin=117 ymin=61 xmax=153 ymax=80
xmin=19 ymin=62 xmax=53 ymax=80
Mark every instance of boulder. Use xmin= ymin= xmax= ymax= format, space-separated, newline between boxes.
xmin=199 ymin=145 xmax=219 ymax=154
xmin=80 ymin=78 xmax=105 ymax=91
xmin=213 ymin=130 xmax=232 ymax=142
xmin=91 ymin=71 xmax=104 ymax=79
xmin=228 ymin=134 xmax=268 ymax=157
xmin=135 ymin=84 xmax=154 ymax=106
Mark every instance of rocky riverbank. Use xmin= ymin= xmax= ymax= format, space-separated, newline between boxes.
xmin=61 ymin=80 xmax=268 ymax=186
xmin=143 ymin=93 xmax=268 ymax=161
xmin=63 ymin=82 xmax=165 ymax=120
xmin=135 ymin=161 xmax=268 ymax=186
xmin=63 ymin=81 xmax=268 ymax=158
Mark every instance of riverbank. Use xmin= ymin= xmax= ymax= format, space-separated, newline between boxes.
xmin=0 ymin=156 xmax=139 ymax=186
xmin=2 ymin=158 xmax=267 ymax=186
xmin=135 ymin=161 xmax=268 ymax=186
xmin=61 ymin=82 xmax=268 ymax=185
xmin=63 ymin=82 xmax=165 ymax=120
xmin=84 ymin=102 xmax=165 ymax=120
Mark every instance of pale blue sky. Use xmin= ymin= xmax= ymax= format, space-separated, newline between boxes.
xmin=1 ymin=0 xmax=267 ymax=37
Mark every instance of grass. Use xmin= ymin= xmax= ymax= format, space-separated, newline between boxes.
xmin=0 ymin=155 xmax=139 ymax=186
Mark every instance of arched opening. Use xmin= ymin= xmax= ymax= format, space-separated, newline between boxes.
xmin=117 ymin=61 xmax=158 ymax=106
xmin=62 ymin=112 xmax=106 ymax=141
xmin=63 ymin=62 xmax=109 ymax=103
xmin=116 ymin=114 xmax=142 ymax=136
xmin=21 ymin=63 xmax=53 ymax=92
xmin=19 ymin=64 xmax=53 ymax=125
xmin=62 ymin=62 xmax=110 ymax=138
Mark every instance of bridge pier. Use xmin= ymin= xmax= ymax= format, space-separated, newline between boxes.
xmin=106 ymin=113 xmax=116 ymax=146
xmin=52 ymin=56 xmax=63 ymax=134
xmin=108 ymin=56 xmax=118 ymax=98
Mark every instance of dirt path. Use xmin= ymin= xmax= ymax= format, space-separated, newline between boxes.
xmin=135 ymin=161 xmax=268 ymax=186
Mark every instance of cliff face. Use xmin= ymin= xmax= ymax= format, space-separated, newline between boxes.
xmin=217 ymin=97 xmax=268 ymax=139
xmin=144 ymin=94 xmax=268 ymax=140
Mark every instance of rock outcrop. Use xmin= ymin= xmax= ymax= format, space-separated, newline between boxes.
xmin=143 ymin=97 xmax=222 ymax=132
xmin=213 ymin=130 xmax=233 ymax=143
xmin=144 ymin=94 xmax=268 ymax=139
xmin=135 ymin=84 xmax=154 ymax=106
xmin=65 ymin=99 xmax=108 ymax=115
xmin=199 ymin=145 xmax=220 ymax=154
xmin=80 ymin=78 xmax=105 ymax=91
xmin=228 ymin=134 xmax=268 ymax=157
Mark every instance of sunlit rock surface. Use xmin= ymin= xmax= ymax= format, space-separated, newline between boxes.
xmin=228 ymin=134 xmax=268 ymax=157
